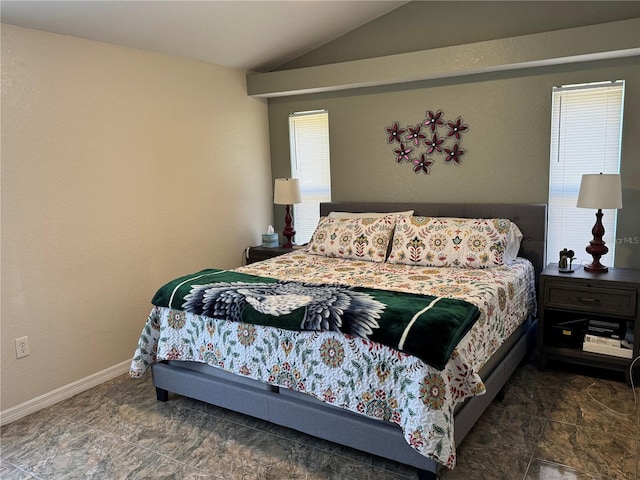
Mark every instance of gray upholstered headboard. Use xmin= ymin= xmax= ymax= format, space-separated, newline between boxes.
xmin=319 ymin=202 xmax=547 ymax=282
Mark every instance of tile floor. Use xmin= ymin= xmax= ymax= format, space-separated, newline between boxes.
xmin=1 ymin=356 xmax=638 ymax=480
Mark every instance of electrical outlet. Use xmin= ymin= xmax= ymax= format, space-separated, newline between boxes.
xmin=15 ymin=336 xmax=30 ymax=359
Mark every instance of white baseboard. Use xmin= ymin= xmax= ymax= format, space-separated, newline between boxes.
xmin=0 ymin=360 xmax=131 ymax=426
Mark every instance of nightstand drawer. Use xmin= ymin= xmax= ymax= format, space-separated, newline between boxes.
xmin=544 ymin=283 xmax=636 ymax=317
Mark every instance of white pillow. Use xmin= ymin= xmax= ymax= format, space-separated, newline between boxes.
xmin=504 ymin=223 xmax=524 ymax=264
xmin=328 ymin=210 xmax=414 ymax=219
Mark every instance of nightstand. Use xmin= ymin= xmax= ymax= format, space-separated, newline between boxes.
xmin=538 ymin=263 xmax=639 ymax=384
xmin=247 ymin=245 xmax=294 ymax=264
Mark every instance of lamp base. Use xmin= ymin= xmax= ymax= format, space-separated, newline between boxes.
xmin=583 ymin=208 xmax=609 ymax=274
xmin=583 ymin=261 xmax=608 ymax=273
xmin=282 ymin=204 xmax=296 ymax=249
xmin=282 ymin=238 xmax=295 ymax=249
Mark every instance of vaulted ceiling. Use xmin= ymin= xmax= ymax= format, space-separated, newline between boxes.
xmin=0 ymin=1 xmax=408 ymax=72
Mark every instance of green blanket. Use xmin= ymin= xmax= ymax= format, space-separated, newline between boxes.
xmin=152 ymin=269 xmax=480 ymax=370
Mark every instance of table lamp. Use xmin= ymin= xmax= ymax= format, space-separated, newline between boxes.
xmin=273 ymin=178 xmax=302 ymax=248
xmin=576 ymin=173 xmax=622 ymax=273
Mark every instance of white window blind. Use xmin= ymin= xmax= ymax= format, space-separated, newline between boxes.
xmin=547 ymin=81 xmax=624 ymax=266
xmin=289 ymin=110 xmax=331 ymax=244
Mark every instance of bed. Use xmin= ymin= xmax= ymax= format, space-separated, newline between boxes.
xmin=130 ymin=202 xmax=547 ymax=480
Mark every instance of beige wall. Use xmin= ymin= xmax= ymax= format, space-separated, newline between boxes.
xmin=1 ymin=25 xmax=272 ymax=411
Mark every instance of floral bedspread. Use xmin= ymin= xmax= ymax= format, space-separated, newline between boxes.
xmin=130 ymin=253 xmax=535 ymax=468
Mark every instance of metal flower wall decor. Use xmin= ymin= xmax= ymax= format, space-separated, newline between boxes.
xmin=385 ymin=110 xmax=469 ymax=175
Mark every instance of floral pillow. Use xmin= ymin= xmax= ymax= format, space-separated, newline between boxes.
xmin=306 ymin=215 xmax=397 ymax=262
xmin=387 ymin=216 xmax=512 ymax=268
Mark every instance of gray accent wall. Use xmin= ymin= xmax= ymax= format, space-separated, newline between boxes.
xmin=265 ymin=5 xmax=640 ymax=269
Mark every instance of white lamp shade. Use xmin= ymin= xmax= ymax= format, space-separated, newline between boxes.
xmin=274 ymin=178 xmax=302 ymax=205
xmin=576 ymin=173 xmax=622 ymax=209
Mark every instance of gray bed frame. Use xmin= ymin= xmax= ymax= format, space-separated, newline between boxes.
xmin=151 ymin=202 xmax=547 ymax=480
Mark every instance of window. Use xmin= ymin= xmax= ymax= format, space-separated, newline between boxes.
xmin=289 ymin=110 xmax=331 ymax=244
xmin=547 ymin=81 xmax=624 ymax=266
